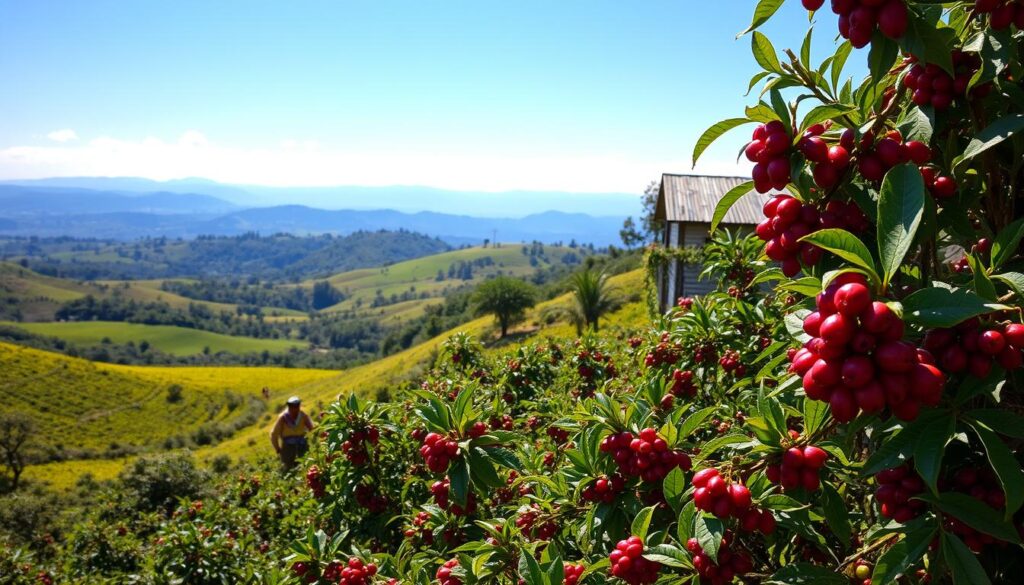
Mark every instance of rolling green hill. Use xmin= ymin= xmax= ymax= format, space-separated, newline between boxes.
xmin=0 ymin=342 xmax=337 ymax=460
xmin=313 ymin=243 xmax=588 ymax=321
xmin=0 ymin=321 xmax=306 ymax=356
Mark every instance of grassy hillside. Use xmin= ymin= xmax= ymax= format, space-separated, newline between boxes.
xmin=21 ymin=268 xmax=646 ymax=489
xmin=0 ymin=321 xmax=306 ymax=356
xmin=315 ymin=243 xmax=588 ymax=321
xmin=0 ymin=342 xmax=337 ymax=460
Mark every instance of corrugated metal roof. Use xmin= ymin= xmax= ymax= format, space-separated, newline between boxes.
xmin=655 ymin=174 xmax=771 ymax=225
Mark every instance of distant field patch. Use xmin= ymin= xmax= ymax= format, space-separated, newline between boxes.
xmin=0 ymin=321 xmax=306 ymax=356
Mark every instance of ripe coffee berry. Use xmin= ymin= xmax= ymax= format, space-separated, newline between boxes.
xmin=336 ymin=557 xmax=377 ymax=585
xmin=599 ymin=428 xmax=692 ymax=482
xmin=791 ymin=274 xmax=944 ymax=422
xmin=581 ymin=473 xmax=626 ymax=503
xmin=746 ymin=121 xmax=793 ymax=193
xmin=942 ymin=465 xmax=1007 ymax=552
xmin=923 ymin=319 xmax=1024 ymax=377
xmin=687 ymin=533 xmax=753 ymax=585
xmin=430 ymin=478 xmax=477 ymax=516
xmin=609 ymin=536 xmax=661 ymax=585
xmin=757 ymin=194 xmax=866 ymax=277
xmin=515 ymin=503 xmax=559 ymax=541
xmin=874 ymin=464 xmax=927 ymax=523
xmin=692 ymin=468 xmax=752 ymax=520
xmin=833 ymin=0 xmax=908 ymax=48
xmin=305 ymin=465 xmax=325 ymax=499
xmin=767 ymin=445 xmax=829 ymax=491
xmin=420 ymin=432 xmax=459 ymax=473
xmin=436 ymin=559 xmax=461 ymax=585
xmin=564 ymin=563 xmax=585 ymax=585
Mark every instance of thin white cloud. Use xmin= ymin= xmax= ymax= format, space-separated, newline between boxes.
xmin=0 ymin=131 xmax=746 ymax=193
xmin=46 ymin=129 xmax=78 ymax=143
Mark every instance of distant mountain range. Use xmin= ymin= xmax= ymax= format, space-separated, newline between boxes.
xmin=0 ymin=179 xmax=638 ymax=246
xmin=1 ymin=176 xmax=644 ymax=217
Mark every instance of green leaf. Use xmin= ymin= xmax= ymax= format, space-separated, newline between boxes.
xmin=877 ymin=164 xmax=925 ymax=289
xmin=693 ymin=119 xmax=752 ymax=167
xmin=679 ymin=406 xmax=718 ymax=439
xmin=913 ymin=414 xmax=953 ymax=495
xmin=799 ymin=228 xmax=879 ymax=281
xmin=991 ymin=217 xmax=1024 ymax=270
xmin=871 ymin=520 xmax=936 ymax=584
xmin=449 ymin=458 xmax=471 ymax=508
xmin=677 ymin=500 xmax=696 ymax=545
xmin=821 ymin=484 xmax=851 ymax=547
xmin=966 ymin=254 xmax=998 ymax=301
xmin=830 ymin=41 xmax=852 ymax=91
xmin=967 ymin=409 xmax=1024 ymax=439
xmin=738 ymin=0 xmax=785 ymax=36
xmin=765 ymin=563 xmax=848 ymax=585
xmin=707 ymin=180 xmax=756 ymax=234
xmin=921 ymin=492 xmax=1021 ymax=543
xmin=898 ymin=106 xmax=934 ymax=143
xmin=901 ymin=287 xmax=1008 ymax=328
xmin=803 ymin=397 xmax=829 ymax=436
xmin=518 ymin=550 xmax=546 ymax=585
xmin=968 ymin=420 xmax=1024 ymax=517
xmin=868 ymin=33 xmax=899 ymax=82
xmin=941 ymin=533 xmax=992 ymax=585
xmin=752 ymin=31 xmax=781 ymax=73
xmin=692 ymin=433 xmax=750 ymax=463
xmin=862 ymin=410 xmax=946 ymax=475
xmin=898 ymin=6 xmax=957 ymax=76
xmin=769 ymin=89 xmax=791 ymax=136
xmin=468 ymin=447 xmax=504 ymax=489
xmin=992 ymin=272 xmax=1024 ymax=301
xmin=760 ymin=494 xmax=807 ymax=511
xmin=546 ymin=556 xmax=563 ymax=585
xmin=663 ymin=467 xmax=687 ymax=512
xmin=643 ymin=545 xmax=693 ymax=569
xmin=631 ymin=506 xmax=656 ymax=540
xmin=801 ymin=105 xmax=855 ymax=133
xmin=955 ymin=113 xmax=1024 ymax=169
xmin=695 ymin=515 xmax=724 ymax=564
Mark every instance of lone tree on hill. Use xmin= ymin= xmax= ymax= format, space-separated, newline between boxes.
xmin=473 ymin=276 xmax=536 ymax=338
xmin=0 ymin=411 xmax=36 ymax=491
xmin=566 ymin=267 xmax=618 ymax=334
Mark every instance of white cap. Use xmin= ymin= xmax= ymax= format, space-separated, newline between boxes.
xmin=286 ymin=396 xmax=301 ymax=406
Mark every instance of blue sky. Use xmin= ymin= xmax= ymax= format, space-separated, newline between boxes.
xmin=0 ymin=1 xmax=850 ymax=193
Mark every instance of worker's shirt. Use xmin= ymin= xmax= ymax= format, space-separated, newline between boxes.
xmin=273 ymin=410 xmax=313 ymax=444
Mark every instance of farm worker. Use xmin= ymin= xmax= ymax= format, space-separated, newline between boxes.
xmin=270 ymin=396 xmax=315 ymax=469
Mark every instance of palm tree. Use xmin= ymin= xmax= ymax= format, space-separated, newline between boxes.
xmin=566 ymin=268 xmax=618 ymax=334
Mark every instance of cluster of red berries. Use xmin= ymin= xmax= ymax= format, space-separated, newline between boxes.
xmin=331 ymin=558 xmax=377 ymax=585
xmin=821 ymin=0 xmax=908 ymax=48
xmin=692 ymin=469 xmax=753 ymax=520
xmin=737 ymin=507 xmax=778 ymax=535
xmin=718 ymin=349 xmax=747 ymax=376
xmin=404 ymin=511 xmax=433 ymax=543
xmin=757 ymin=194 xmax=822 ymax=277
xmin=354 ymin=484 xmax=388 ymax=514
xmin=799 ymin=123 xmax=852 ymax=190
xmin=903 ymin=52 xmax=985 ymax=111
xmin=643 ymin=334 xmax=681 ymax=367
xmin=420 ymin=432 xmax=460 ymax=473
xmin=574 ymin=349 xmax=618 ymax=381
xmin=875 ymin=464 xmax=927 ymax=523
xmin=677 ymin=297 xmax=694 ymax=310
xmin=547 ymin=426 xmax=570 ymax=444
xmin=563 ymin=563 xmax=585 ymax=585
xmin=489 ymin=415 xmax=514 ymax=431
xmin=430 ymin=478 xmax=477 ymax=516
xmin=341 ymin=426 xmax=379 ymax=466
xmin=923 ymin=320 xmax=1024 ymax=378
xmin=767 ymin=445 xmax=829 ymax=492
xmin=686 ymin=534 xmax=754 ymax=585
xmin=581 ymin=473 xmax=627 ymax=503
xmin=746 ymin=121 xmax=794 ymax=194
xmin=669 ymin=369 xmax=696 ymax=397
xmin=791 ymin=276 xmax=946 ymax=422
xmin=608 ymin=536 xmax=661 ymax=585
xmin=975 ymin=0 xmax=1024 ymax=31
xmin=943 ymin=466 xmax=1007 ymax=552
xmin=515 ymin=503 xmax=559 ymax=540
xmin=599 ymin=428 xmax=693 ymax=482
xmin=305 ymin=465 xmax=325 ymax=499
xmin=436 ymin=559 xmax=461 ymax=585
